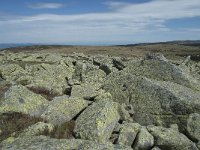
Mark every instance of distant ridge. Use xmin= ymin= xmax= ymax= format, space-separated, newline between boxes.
xmin=116 ymin=40 xmax=200 ymax=47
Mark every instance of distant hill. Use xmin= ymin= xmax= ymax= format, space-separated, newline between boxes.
xmin=0 ymin=43 xmax=34 ymax=49
xmin=117 ymin=40 xmax=200 ymax=47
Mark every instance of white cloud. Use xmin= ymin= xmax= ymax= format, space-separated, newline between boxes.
xmin=27 ymin=2 xmax=64 ymax=9
xmin=0 ymin=0 xmax=200 ymax=43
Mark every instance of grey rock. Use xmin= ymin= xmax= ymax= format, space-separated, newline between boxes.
xmin=74 ymin=100 xmax=120 ymax=142
xmin=151 ymin=146 xmax=161 ymax=150
xmin=104 ymin=73 xmax=200 ymax=126
xmin=0 ymin=135 xmax=118 ymax=150
xmin=147 ymin=125 xmax=198 ymax=150
xmin=18 ymin=122 xmax=54 ymax=137
xmin=124 ymin=55 xmax=200 ymax=90
xmin=133 ymin=127 xmax=154 ymax=150
xmin=118 ymin=123 xmax=141 ymax=146
xmin=186 ymin=113 xmax=200 ymax=142
xmin=41 ymin=96 xmax=89 ymax=125
xmin=0 ymin=85 xmax=48 ymax=117
xmin=71 ymin=83 xmax=100 ymax=100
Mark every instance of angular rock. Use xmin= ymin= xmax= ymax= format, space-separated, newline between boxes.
xmin=18 ymin=122 xmax=54 ymax=137
xmin=117 ymin=123 xmax=141 ymax=146
xmin=151 ymin=146 xmax=161 ymax=150
xmin=124 ymin=55 xmax=200 ymax=90
xmin=186 ymin=113 xmax=200 ymax=142
xmin=0 ymin=64 xmax=27 ymax=82
xmin=41 ymin=96 xmax=89 ymax=125
xmin=0 ymin=85 xmax=48 ymax=117
xmin=26 ymin=62 xmax=74 ymax=95
xmin=71 ymin=83 xmax=100 ymax=100
xmin=104 ymin=73 xmax=200 ymax=126
xmin=74 ymin=101 xmax=120 ymax=142
xmin=0 ymin=135 xmax=120 ymax=150
xmin=94 ymin=90 xmax=113 ymax=102
xmin=147 ymin=125 xmax=198 ymax=150
xmin=133 ymin=127 xmax=154 ymax=150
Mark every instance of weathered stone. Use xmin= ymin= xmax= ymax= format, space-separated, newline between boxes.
xmin=186 ymin=113 xmax=200 ymax=142
xmin=124 ymin=56 xmax=200 ymax=90
xmin=74 ymin=101 xmax=120 ymax=142
xmin=26 ymin=62 xmax=74 ymax=95
xmin=0 ymin=64 xmax=27 ymax=82
xmin=41 ymin=96 xmax=89 ymax=125
xmin=117 ymin=123 xmax=141 ymax=146
xmin=0 ymin=85 xmax=48 ymax=117
xmin=147 ymin=125 xmax=198 ymax=150
xmin=94 ymin=90 xmax=113 ymax=102
xmin=151 ymin=146 xmax=161 ymax=150
xmin=71 ymin=83 xmax=100 ymax=100
xmin=104 ymin=73 xmax=200 ymax=126
xmin=117 ymin=103 xmax=132 ymax=122
xmin=18 ymin=122 xmax=54 ymax=137
xmin=133 ymin=127 xmax=154 ymax=150
xmin=0 ymin=135 xmax=120 ymax=150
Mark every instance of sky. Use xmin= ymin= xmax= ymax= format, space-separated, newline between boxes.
xmin=0 ymin=0 xmax=200 ymax=45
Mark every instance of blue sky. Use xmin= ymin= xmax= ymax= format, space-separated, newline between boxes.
xmin=0 ymin=0 xmax=200 ymax=45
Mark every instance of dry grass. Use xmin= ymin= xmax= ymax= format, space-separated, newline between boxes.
xmin=0 ymin=113 xmax=43 ymax=142
xmin=27 ymin=86 xmax=61 ymax=101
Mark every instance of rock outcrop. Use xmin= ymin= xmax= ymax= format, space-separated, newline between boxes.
xmin=0 ymin=52 xmax=199 ymax=149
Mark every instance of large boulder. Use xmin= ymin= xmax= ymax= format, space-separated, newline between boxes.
xmin=41 ymin=96 xmax=89 ymax=125
xmin=147 ymin=125 xmax=198 ymax=150
xmin=103 ymin=73 xmax=200 ymax=126
xmin=0 ymin=85 xmax=48 ymax=117
xmin=0 ymin=135 xmax=132 ymax=150
xmin=124 ymin=55 xmax=200 ymax=91
xmin=186 ymin=113 xmax=200 ymax=142
xmin=74 ymin=100 xmax=120 ymax=142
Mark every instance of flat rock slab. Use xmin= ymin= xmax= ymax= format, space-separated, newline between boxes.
xmin=74 ymin=100 xmax=120 ymax=142
xmin=0 ymin=85 xmax=48 ymax=117
xmin=41 ymin=96 xmax=89 ymax=125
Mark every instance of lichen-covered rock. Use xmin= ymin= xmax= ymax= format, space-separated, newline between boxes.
xmin=147 ymin=125 xmax=198 ymax=150
xmin=74 ymin=101 xmax=120 ymax=142
xmin=124 ymin=55 xmax=200 ymax=90
xmin=151 ymin=146 xmax=161 ymax=150
xmin=186 ymin=113 xmax=200 ymax=142
xmin=133 ymin=127 xmax=154 ymax=150
xmin=18 ymin=122 xmax=54 ymax=137
xmin=0 ymin=85 xmax=48 ymax=117
xmin=71 ymin=83 xmax=100 ymax=100
xmin=0 ymin=135 xmax=124 ymax=150
xmin=26 ymin=62 xmax=74 ymax=95
xmin=104 ymin=73 xmax=200 ymax=126
xmin=117 ymin=123 xmax=141 ymax=146
xmin=41 ymin=96 xmax=89 ymax=125
xmin=0 ymin=64 xmax=27 ymax=82
xmin=94 ymin=90 xmax=113 ymax=102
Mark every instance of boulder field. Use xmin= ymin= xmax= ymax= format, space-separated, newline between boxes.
xmin=0 ymin=52 xmax=200 ymax=150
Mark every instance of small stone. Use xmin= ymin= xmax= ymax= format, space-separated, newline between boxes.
xmin=133 ymin=127 xmax=154 ymax=150
xmin=186 ymin=113 xmax=200 ymax=142
xmin=117 ymin=123 xmax=141 ymax=146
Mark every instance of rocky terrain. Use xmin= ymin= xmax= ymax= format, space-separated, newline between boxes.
xmin=0 ymin=51 xmax=200 ymax=150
